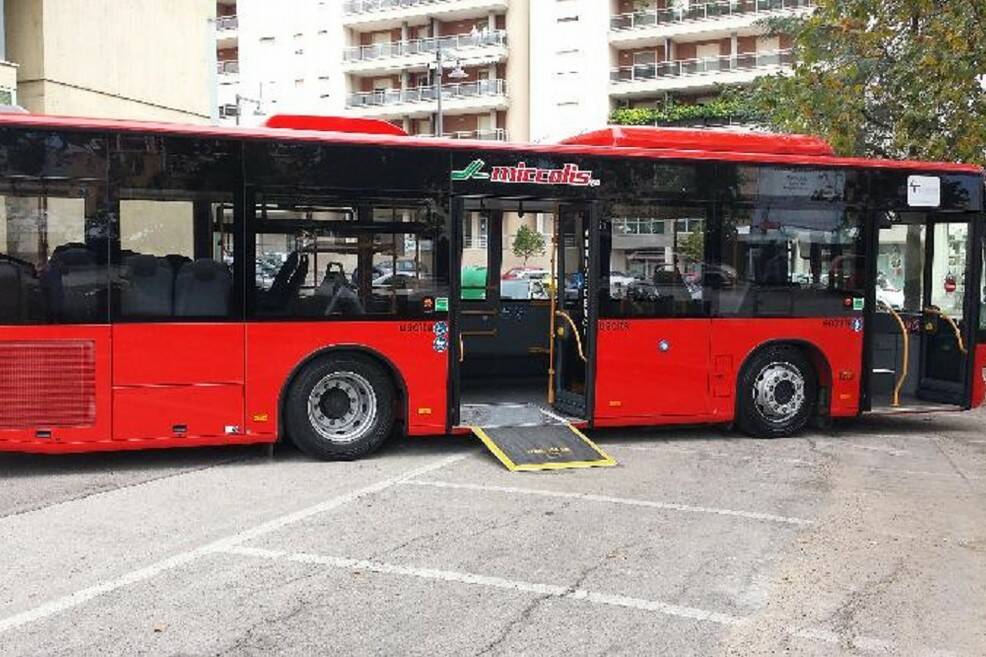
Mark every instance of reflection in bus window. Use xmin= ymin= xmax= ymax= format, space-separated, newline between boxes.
xmin=929 ymin=221 xmax=968 ymax=317
xmin=719 ymin=206 xmax=865 ymax=317
xmin=599 ymin=204 xmax=709 ymax=318
xmin=0 ymin=187 xmax=109 ymax=324
xmin=0 ymin=132 xmax=109 ymax=325
xmin=251 ymin=198 xmax=448 ymax=319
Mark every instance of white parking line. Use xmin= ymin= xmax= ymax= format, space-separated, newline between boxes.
xmin=401 ymin=480 xmax=813 ymax=526
xmin=219 ymin=546 xmax=957 ymax=656
xmin=0 ymin=452 xmax=470 ymax=636
xmin=218 ymin=545 xmax=746 ymax=626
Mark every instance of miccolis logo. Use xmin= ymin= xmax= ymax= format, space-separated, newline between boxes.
xmin=452 ymin=159 xmax=601 ymax=187
xmin=451 ymin=159 xmax=491 ymax=181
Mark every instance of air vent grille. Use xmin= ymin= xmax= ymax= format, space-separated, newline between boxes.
xmin=0 ymin=341 xmax=96 ymax=429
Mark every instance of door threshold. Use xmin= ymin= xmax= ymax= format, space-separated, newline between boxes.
xmin=868 ymin=403 xmax=963 ymax=416
xmin=459 ymin=401 xmax=584 ymax=429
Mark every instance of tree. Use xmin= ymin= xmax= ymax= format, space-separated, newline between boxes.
xmin=512 ymin=224 xmax=546 ymax=266
xmin=748 ymin=0 xmax=986 ymax=165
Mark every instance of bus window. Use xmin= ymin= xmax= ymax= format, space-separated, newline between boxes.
xmin=250 ymin=197 xmax=448 ymax=319
xmin=0 ymin=132 xmax=110 ymax=325
xmin=116 ymin=194 xmax=235 ymax=320
xmin=928 ymin=221 xmax=968 ymax=317
xmin=599 ymin=204 xmax=709 ymax=318
xmin=111 ymin=135 xmax=240 ymax=321
xmin=719 ymin=205 xmax=865 ymax=317
xmin=461 ymin=211 xmax=489 ymax=301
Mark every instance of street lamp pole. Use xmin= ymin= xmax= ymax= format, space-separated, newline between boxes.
xmin=234 ymin=83 xmax=264 ymax=126
xmin=435 ymin=47 xmax=444 ymax=138
xmin=433 ymin=45 xmax=468 ymax=138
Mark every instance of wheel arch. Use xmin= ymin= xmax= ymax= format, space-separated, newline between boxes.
xmin=736 ymin=339 xmax=833 ymax=418
xmin=277 ymin=344 xmax=409 ymax=443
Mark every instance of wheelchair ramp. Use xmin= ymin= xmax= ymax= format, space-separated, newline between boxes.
xmin=464 ymin=404 xmax=615 ymax=472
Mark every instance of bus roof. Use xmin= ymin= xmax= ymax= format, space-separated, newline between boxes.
xmin=0 ymin=112 xmax=980 ymax=176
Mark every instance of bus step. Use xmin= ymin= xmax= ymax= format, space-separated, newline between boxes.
xmin=471 ymin=423 xmax=616 ymax=472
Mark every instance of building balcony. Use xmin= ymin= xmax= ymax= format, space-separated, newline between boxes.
xmin=342 ymin=0 xmax=509 ymax=30
xmin=216 ymin=14 xmax=238 ymax=47
xmin=343 ymin=30 xmax=507 ymax=75
xmin=610 ymin=49 xmax=792 ymax=97
xmin=217 ymin=15 xmax=239 ymax=31
xmin=610 ymin=0 xmax=814 ymax=46
xmin=346 ymin=79 xmax=508 ymax=119
xmin=217 ymin=60 xmax=240 ymax=83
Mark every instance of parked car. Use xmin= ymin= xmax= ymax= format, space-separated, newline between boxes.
xmin=502 ymin=266 xmax=548 ymax=280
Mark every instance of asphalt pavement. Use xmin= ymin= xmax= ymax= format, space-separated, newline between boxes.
xmin=1 ymin=411 xmax=984 ymax=656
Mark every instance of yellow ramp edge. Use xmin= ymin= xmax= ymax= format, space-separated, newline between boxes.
xmin=471 ymin=423 xmax=616 ymax=472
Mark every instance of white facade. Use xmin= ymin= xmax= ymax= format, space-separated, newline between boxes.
xmin=528 ymin=0 xmax=610 ymax=143
xmin=217 ymin=0 xmax=813 ymax=137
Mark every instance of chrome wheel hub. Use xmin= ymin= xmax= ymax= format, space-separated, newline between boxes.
xmin=752 ymin=362 xmax=805 ymax=424
xmin=307 ymin=371 xmax=377 ymax=444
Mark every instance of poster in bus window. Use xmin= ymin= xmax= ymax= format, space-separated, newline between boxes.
xmin=758 ymin=169 xmax=846 ymax=201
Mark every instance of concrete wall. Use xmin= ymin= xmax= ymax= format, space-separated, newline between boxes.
xmin=6 ymin=0 xmax=215 ymax=123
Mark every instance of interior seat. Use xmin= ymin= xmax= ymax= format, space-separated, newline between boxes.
xmin=47 ymin=244 xmax=104 ymax=322
xmin=174 ymin=259 xmax=231 ymax=317
xmin=121 ymin=254 xmax=174 ymax=317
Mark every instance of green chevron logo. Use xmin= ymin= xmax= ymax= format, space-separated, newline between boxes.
xmin=451 ymin=159 xmax=490 ymax=181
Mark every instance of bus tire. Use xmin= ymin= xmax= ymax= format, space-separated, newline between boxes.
xmin=285 ymin=354 xmax=395 ymax=460
xmin=737 ymin=345 xmax=816 ymax=439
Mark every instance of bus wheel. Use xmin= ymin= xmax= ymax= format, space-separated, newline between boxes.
xmin=737 ymin=346 xmax=816 ymax=439
xmin=285 ymin=355 xmax=395 ymax=460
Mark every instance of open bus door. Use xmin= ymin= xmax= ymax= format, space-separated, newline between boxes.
xmin=869 ymin=211 xmax=983 ymax=409
xmin=551 ymin=202 xmax=599 ymax=419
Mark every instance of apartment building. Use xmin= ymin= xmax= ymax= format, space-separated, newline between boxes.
xmin=218 ymin=0 xmax=529 ymax=141
xmin=218 ymin=0 xmax=812 ymax=141
xmin=5 ymin=0 xmax=214 ymax=122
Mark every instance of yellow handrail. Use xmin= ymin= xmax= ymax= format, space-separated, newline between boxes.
xmin=877 ymin=301 xmax=908 ymax=407
xmin=924 ymin=307 xmax=968 ymax=355
xmin=555 ymin=310 xmax=588 ymax=363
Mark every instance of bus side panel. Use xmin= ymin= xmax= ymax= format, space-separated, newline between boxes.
xmin=707 ymin=318 xmax=863 ymax=420
xmin=594 ymin=319 xmax=712 ymax=422
xmin=244 ymin=321 xmax=448 ymax=439
xmin=112 ymin=324 xmax=246 ymax=442
xmin=972 ymin=344 xmax=986 ymax=408
xmin=0 ymin=326 xmax=112 ymax=449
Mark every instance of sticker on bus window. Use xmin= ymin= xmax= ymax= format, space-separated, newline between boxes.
xmin=907 ymin=175 xmax=941 ymax=207
xmin=435 ymin=297 xmax=449 ymax=312
xmin=852 ymin=298 xmax=865 ymax=311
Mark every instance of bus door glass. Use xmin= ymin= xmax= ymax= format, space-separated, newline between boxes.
xmin=553 ymin=203 xmax=594 ymax=417
xmin=920 ymin=220 xmax=972 ymax=401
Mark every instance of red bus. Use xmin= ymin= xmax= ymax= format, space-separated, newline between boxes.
xmin=0 ymin=114 xmax=982 ymax=459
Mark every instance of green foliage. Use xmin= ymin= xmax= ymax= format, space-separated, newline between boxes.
xmin=609 ymin=90 xmax=764 ymax=127
xmin=511 ymin=224 xmax=546 ymax=266
xmin=678 ymin=229 xmax=705 ymax=264
xmin=748 ymin=0 xmax=986 ymax=164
